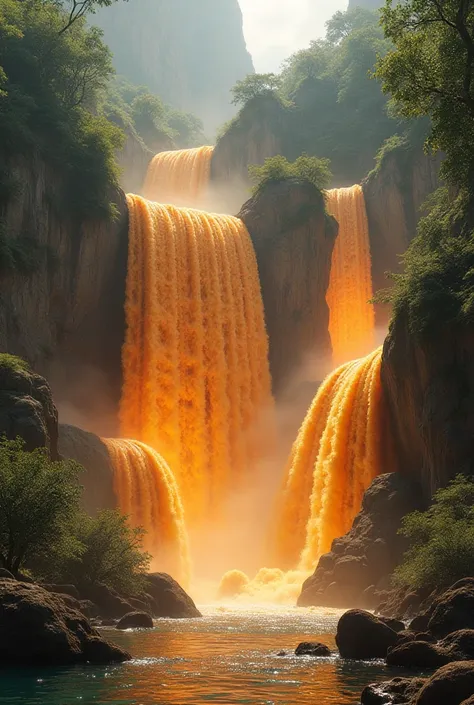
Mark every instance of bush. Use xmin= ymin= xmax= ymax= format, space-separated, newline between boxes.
xmin=0 ymin=353 xmax=30 ymax=373
xmin=249 ymin=154 xmax=332 ymax=194
xmin=0 ymin=437 xmax=82 ymax=574
xmin=395 ymin=475 xmax=474 ymax=592
xmin=55 ymin=510 xmax=151 ymax=596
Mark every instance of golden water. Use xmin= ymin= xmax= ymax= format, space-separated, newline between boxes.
xmin=143 ymin=146 xmax=214 ymax=206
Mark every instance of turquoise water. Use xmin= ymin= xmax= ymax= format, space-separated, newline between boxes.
xmin=0 ymin=605 xmax=396 ymax=705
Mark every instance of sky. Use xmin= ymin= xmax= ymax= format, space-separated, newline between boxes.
xmin=239 ymin=0 xmax=348 ymax=72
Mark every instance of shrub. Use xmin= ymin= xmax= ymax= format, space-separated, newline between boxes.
xmin=395 ymin=475 xmax=474 ymax=592
xmin=0 ymin=353 xmax=30 ymax=373
xmin=249 ymin=154 xmax=332 ymax=194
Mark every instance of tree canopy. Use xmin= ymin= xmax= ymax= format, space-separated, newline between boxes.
xmin=249 ymin=154 xmax=332 ymax=194
xmin=231 ymin=73 xmax=283 ymax=106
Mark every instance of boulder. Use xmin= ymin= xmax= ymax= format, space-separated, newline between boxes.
xmin=0 ymin=569 xmax=15 ymax=580
xmin=441 ymin=630 xmax=474 ymax=661
xmin=44 ymin=584 xmax=80 ymax=599
xmin=410 ymin=614 xmax=431 ymax=632
xmin=429 ymin=585 xmax=474 ymax=638
xmin=146 ymin=573 xmax=201 ymax=618
xmin=0 ymin=579 xmax=130 ymax=665
xmin=361 ymin=676 xmax=426 ymax=705
xmin=79 ymin=582 xmax=136 ymax=619
xmin=413 ymin=662 xmax=474 ymax=705
xmin=386 ymin=641 xmax=451 ymax=669
xmin=394 ymin=631 xmax=436 ymax=647
xmin=116 ymin=611 xmax=153 ymax=630
xmin=294 ymin=641 xmax=331 ymax=657
xmin=379 ymin=617 xmax=405 ymax=633
xmin=336 ymin=609 xmax=398 ymax=659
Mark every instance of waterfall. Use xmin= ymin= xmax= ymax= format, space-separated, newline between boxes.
xmin=143 ymin=146 xmax=214 ymax=206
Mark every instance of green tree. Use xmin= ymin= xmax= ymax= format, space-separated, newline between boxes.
xmin=231 ymin=73 xmax=283 ymax=106
xmin=56 ymin=510 xmax=151 ymax=595
xmin=249 ymin=154 xmax=332 ymax=194
xmin=55 ymin=0 xmax=126 ymax=34
xmin=0 ymin=437 xmax=82 ymax=574
xmin=395 ymin=475 xmax=474 ymax=591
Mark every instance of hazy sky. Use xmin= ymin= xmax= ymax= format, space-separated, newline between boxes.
xmin=239 ymin=0 xmax=348 ymax=72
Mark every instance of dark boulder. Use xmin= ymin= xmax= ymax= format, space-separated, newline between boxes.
xmin=361 ymin=676 xmax=426 ymax=705
xmin=429 ymin=585 xmax=474 ymax=638
xmin=394 ymin=630 xmax=436 ymax=647
xmin=44 ymin=584 xmax=80 ymax=599
xmin=79 ymin=582 xmax=135 ymax=619
xmin=116 ymin=611 xmax=153 ymax=629
xmin=294 ymin=641 xmax=330 ymax=657
xmin=379 ymin=617 xmax=405 ymax=632
xmin=0 ymin=569 xmax=15 ymax=580
xmin=0 ymin=359 xmax=58 ymax=458
xmin=441 ymin=630 xmax=474 ymax=661
xmin=410 ymin=614 xmax=431 ymax=632
xmin=386 ymin=641 xmax=451 ymax=669
xmin=336 ymin=609 xmax=398 ymax=659
xmin=413 ymin=662 xmax=474 ymax=705
xmin=146 ymin=573 xmax=201 ymax=618
xmin=0 ymin=579 xmax=130 ymax=665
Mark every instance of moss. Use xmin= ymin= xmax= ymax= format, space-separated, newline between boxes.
xmin=0 ymin=353 xmax=30 ymax=374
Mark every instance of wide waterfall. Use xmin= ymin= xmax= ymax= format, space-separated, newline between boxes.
xmin=143 ymin=146 xmax=214 ymax=206
xmin=326 ymin=185 xmax=375 ymax=366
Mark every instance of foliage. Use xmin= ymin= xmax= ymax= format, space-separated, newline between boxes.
xmin=55 ymin=510 xmax=151 ymax=595
xmin=249 ymin=154 xmax=332 ymax=194
xmin=0 ymin=0 xmax=123 ymax=220
xmin=231 ymin=73 xmax=283 ymax=106
xmin=0 ymin=437 xmax=82 ymax=574
xmin=0 ymin=226 xmax=49 ymax=275
xmin=376 ymin=0 xmax=474 ymax=189
xmin=0 ymin=353 xmax=30 ymax=373
xmin=395 ymin=475 xmax=474 ymax=591
xmin=55 ymin=0 xmax=126 ymax=34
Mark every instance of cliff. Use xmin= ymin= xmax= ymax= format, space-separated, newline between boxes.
xmin=94 ymin=0 xmax=254 ymax=134
xmin=0 ymin=153 xmax=128 ymax=436
xmin=363 ymin=146 xmax=443 ymax=325
xmin=348 ymin=0 xmax=382 ymax=7
xmin=381 ymin=316 xmax=474 ymax=501
xmin=240 ymin=179 xmax=337 ymax=399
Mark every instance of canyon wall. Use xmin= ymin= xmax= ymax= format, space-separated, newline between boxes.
xmin=0 ymin=153 xmax=128 ymax=435
xmin=94 ymin=0 xmax=254 ymax=134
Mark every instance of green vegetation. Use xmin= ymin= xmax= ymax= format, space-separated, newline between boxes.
xmin=395 ymin=475 xmax=474 ymax=592
xmin=375 ymin=0 xmax=474 ymax=335
xmin=0 ymin=437 xmax=150 ymax=595
xmin=249 ymin=155 xmax=331 ymax=194
xmin=225 ymin=7 xmax=402 ymax=184
xmin=0 ymin=353 xmax=30 ymax=373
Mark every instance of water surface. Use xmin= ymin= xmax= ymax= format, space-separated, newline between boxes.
xmin=1 ymin=605 xmax=397 ymax=705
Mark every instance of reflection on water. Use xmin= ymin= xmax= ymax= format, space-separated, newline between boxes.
xmin=0 ymin=605 xmax=394 ymax=705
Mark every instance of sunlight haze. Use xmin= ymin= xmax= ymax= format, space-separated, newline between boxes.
xmin=239 ymin=0 xmax=349 ymax=72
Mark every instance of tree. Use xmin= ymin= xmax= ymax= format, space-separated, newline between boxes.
xmin=0 ymin=438 xmax=82 ymax=574
xmin=55 ymin=0 xmax=126 ymax=35
xmin=231 ymin=73 xmax=282 ymax=106
xmin=249 ymin=154 xmax=332 ymax=194
xmin=326 ymin=6 xmax=380 ymax=44
xmin=55 ymin=510 xmax=151 ymax=595
xmin=376 ymin=0 xmax=474 ymax=189
xmin=395 ymin=475 xmax=474 ymax=591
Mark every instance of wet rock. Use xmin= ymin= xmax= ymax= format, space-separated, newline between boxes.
xmin=441 ymin=630 xmax=474 ymax=661
xmin=413 ymin=662 xmax=474 ymax=705
xmin=79 ymin=582 xmax=136 ymax=619
xmin=116 ymin=611 xmax=153 ymax=629
xmin=428 ymin=584 xmax=474 ymax=638
xmin=394 ymin=630 xmax=436 ymax=647
xmin=0 ymin=579 xmax=130 ymax=665
xmin=361 ymin=676 xmax=426 ymax=704
xmin=146 ymin=573 xmax=201 ymax=618
xmin=336 ymin=609 xmax=398 ymax=659
xmin=276 ymin=650 xmax=287 ymax=657
xmin=379 ymin=617 xmax=405 ymax=633
xmin=409 ymin=614 xmax=431 ymax=632
xmin=386 ymin=640 xmax=451 ymax=669
xmin=294 ymin=641 xmax=331 ymax=657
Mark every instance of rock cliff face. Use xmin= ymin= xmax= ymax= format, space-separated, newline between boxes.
xmin=381 ymin=316 xmax=474 ymax=500
xmin=0 ymin=154 xmax=128 ymax=436
xmin=239 ymin=179 xmax=337 ymax=398
xmin=94 ymin=0 xmax=254 ymax=134
xmin=363 ymin=148 xmax=443 ymax=325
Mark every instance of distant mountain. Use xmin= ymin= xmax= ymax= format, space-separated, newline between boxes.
xmin=94 ymin=0 xmax=254 ymax=135
xmin=348 ymin=0 xmax=382 ymax=8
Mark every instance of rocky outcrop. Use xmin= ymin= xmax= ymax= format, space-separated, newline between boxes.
xmin=58 ymin=424 xmax=116 ymax=514
xmin=413 ymin=662 xmax=474 ymax=705
xmin=381 ymin=316 xmax=474 ymax=498
xmin=295 ymin=641 xmax=331 ymax=657
xmin=0 ymin=357 xmax=59 ymax=458
xmin=428 ymin=584 xmax=474 ymax=638
xmin=116 ymin=128 xmax=154 ymax=195
xmin=336 ymin=609 xmax=399 ymax=659
xmin=363 ymin=147 xmax=443 ymax=326
xmin=239 ymin=178 xmax=337 ymax=399
xmin=361 ymin=676 xmax=427 ymax=705
xmin=0 ymin=154 xmax=128 ymax=436
xmin=94 ymin=0 xmax=254 ymax=134
xmin=386 ymin=640 xmax=451 ymax=669
xmin=116 ymin=611 xmax=153 ymax=629
xmin=298 ymin=473 xmax=421 ymax=608
xmin=79 ymin=582 xmax=137 ymax=620
xmin=145 ymin=573 xmax=202 ymax=619
xmin=0 ymin=578 xmax=130 ymax=665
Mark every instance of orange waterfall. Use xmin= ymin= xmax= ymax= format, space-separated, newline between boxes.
xmin=143 ymin=146 xmax=214 ymax=206
xmin=120 ymin=194 xmax=273 ymax=525
xmin=103 ymin=438 xmax=191 ymax=584
xmin=272 ymin=347 xmax=389 ymax=571
xmin=326 ymin=186 xmax=375 ymax=366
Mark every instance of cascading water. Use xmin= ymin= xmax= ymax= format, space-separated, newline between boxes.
xmin=103 ymin=438 xmax=191 ymax=584
xmin=326 ymin=185 xmax=375 ymax=366
xmin=120 ymin=194 xmax=273 ymax=525
xmin=143 ymin=146 xmax=214 ymax=206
